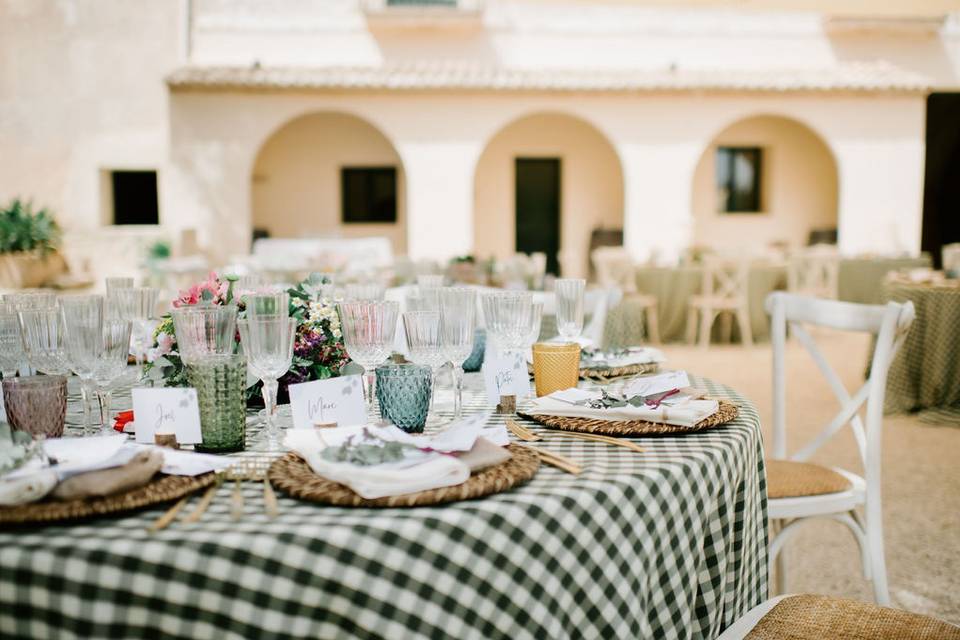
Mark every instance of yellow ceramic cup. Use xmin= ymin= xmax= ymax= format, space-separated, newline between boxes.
xmin=531 ymin=342 xmax=581 ymax=397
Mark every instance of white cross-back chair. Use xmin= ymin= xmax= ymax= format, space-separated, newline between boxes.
xmin=687 ymin=256 xmax=753 ymax=347
xmin=787 ymin=245 xmax=839 ymax=299
xmin=591 ymin=247 xmax=660 ymax=344
xmin=765 ymin=292 xmax=915 ymax=606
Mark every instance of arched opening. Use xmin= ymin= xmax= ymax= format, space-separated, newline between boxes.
xmin=691 ymin=114 xmax=838 ymax=251
xmin=251 ymin=112 xmax=406 ymax=253
xmin=473 ymin=112 xmax=625 ymax=277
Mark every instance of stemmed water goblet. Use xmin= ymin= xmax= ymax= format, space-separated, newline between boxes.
xmin=402 ymin=310 xmax=445 ymax=422
xmin=59 ymin=295 xmax=105 ymax=435
xmin=439 ymin=288 xmax=476 ymax=421
xmin=0 ymin=303 xmax=24 ymax=379
xmin=482 ymin=292 xmax=534 ymax=359
xmin=109 ymin=287 xmax=159 ymax=382
xmin=555 ymin=278 xmax=586 ymax=342
xmin=240 ymin=316 xmax=296 ymax=451
xmin=337 ymin=300 xmax=398 ymax=416
xmin=17 ymin=307 xmax=71 ymax=376
xmin=91 ymin=320 xmax=133 ymax=433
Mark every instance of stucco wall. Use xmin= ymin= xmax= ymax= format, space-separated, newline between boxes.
xmin=251 ymin=112 xmax=407 ymax=253
xmin=691 ymin=115 xmax=839 ymax=252
xmin=473 ymin=113 xmax=624 ymax=278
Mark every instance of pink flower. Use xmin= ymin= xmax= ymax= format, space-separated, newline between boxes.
xmin=173 ymin=271 xmax=227 ymax=307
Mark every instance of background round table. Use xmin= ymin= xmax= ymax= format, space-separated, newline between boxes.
xmin=881 ymin=278 xmax=960 ymax=424
xmin=0 ymin=374 xmax=768 ymax=640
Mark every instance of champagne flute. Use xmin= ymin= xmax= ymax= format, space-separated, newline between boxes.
xmin=555 ymin=278 xmax=586 ymax=342
xmin=92 ymin=320 xmax=133 ymax=433
xmin=241 ymin=316 xmax=296 ymax=451
xmin=439 ymin=288 xmax=476 ymax=421
xmin=60 ymin=295 xmax=104 ymax=435
xmin=337 ymin=301 xmax=398 ymax=415
xmin=110 ymin=287 xmax=159 ymax=381
xmin=402 ymin=310 xmax=445 ymax=421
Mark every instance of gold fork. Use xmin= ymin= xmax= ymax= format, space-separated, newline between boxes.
xmin=508 ymin=418 xmax=645 ymax=453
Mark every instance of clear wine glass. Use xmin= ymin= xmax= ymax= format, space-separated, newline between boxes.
xmin=555 ymin=278 xmax=586 ymax=342
xmin=406 ymin=286 xmax=440 ymax=312
xmin=241 ymin=316 xmax=296 ymax=451
xmin=104 ymin=277 xmax=134 ymax=296
xmin=402 ymin=310 xmax=445 ymax=421
xmin=60 ymin=295 xmax=104 ymax=435
xmin=337 ymin=300 xmax=398 ymax=415
xmin=91 ymin=320 xmax=133 ymax=433
xmin=482 ymin=292 xmax=533 ymax=358
xmin=439 ymin=288 xmax=476 ymax=420
xmin=170 ymin=304 xmax=238 ymax=364
xmin=17 ymin=307 xmax=71 ymax=375
xmin=109 ymin=287 xmax=159 ymax=381
xmin=0 ymin=303 xmax=24 ymax=379
xmin=344 ymin=282 xmax=386 ymax=301
xmin=244 ymin=291 xmax=289 ymax=317
xmin=524 ymin=301 xmax=544 ymax=348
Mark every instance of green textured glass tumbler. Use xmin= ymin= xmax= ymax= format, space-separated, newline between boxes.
xmin=186 ymin=354 xmax=247 ymax=453
xmin=375 ymin=363 xmax=432 ymax=433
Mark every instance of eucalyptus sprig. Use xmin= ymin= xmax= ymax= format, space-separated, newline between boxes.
xmin=320 ymin=428 xmax=418 ymax=466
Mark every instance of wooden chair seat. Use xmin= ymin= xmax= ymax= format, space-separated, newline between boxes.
xmin=766 ymin=460 xmax=851 ymax=499
xmin=745 ymin=594 xmax=960 ymax=640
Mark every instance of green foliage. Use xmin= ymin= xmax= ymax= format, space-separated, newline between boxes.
xmin=146 ymin=239 xmax=171 ymax=260
xmin=0 ymin=198 xmax=61 ymax=256
xmin=0 ymin=423 xmax=42 ymax=475
xmin=319 ymin=429 xmax=418 ymax=466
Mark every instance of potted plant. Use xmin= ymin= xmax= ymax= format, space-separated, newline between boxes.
xmin=0 ymin=198 xmax=64 ymax=288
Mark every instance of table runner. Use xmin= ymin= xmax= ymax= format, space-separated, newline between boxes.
xmin=881 ymin=280 xmax=960 ymax=424
xmin=0 ymin=374 xmax=768 ymax=639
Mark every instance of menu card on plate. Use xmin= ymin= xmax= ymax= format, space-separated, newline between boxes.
xmin=483 ymin=351 xmax=530 ymax=405
xmin=132 ymin=388 xmax=203 ymax=445
xmin=288 ymin=375 xmax=366 ymax=429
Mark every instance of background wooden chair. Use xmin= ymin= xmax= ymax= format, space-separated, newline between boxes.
xmin=686 ymin=255 xmax=752 ymax=347
xmin=765 ymin=292 xmax=915 ymax=605
xmin=591 ymin=246 xmax=660 ymax=344
xmin=787 ymin=245 xmax=840 ymax=299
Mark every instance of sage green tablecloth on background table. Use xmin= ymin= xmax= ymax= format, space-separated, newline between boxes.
xmin=882 ymin=280 xmax=960 ymax=424
xmin=603 ymin=264 xmax=787 ymax=346
xmin=838 ymin=256 xmax=932 ymax=305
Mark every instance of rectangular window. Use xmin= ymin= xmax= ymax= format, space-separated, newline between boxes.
xmin=341 ymin=167 xmax=397 ymax=223
xmin=716 ymin=147 xmax=762 ymax=213
xmin=111 ymin=170 xmax=159 ymax=225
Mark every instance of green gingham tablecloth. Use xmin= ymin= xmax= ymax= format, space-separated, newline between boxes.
xmin=0 ymin=373 xmax=768 ymax=640
xmin=881 ymin=280 xmax=960 ymax=424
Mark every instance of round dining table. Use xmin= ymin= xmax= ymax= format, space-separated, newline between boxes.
xmin=881 ymin=276 xmax=960 ymax=424
xmin=0 ymin=373 xmax=768 ymax=640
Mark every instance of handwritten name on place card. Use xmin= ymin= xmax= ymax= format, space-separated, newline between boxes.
xmin=483 ymin=351 xmax=531 ymax=405
xmin=288 ymin=375 xmax=366 ymax=430
xmin=132 ymin=388 xmax=202 ymax=445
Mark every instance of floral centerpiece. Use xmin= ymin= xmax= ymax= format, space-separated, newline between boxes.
xmin=145 ymin=272 xmax=349 ymax=404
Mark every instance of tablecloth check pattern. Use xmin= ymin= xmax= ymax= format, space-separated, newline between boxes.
xmin=0 ymin=374 xmax=768 ymax=640
xmin=881 ymin=281 xmax=960 ymax=425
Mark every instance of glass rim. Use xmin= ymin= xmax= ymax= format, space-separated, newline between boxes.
xmin=532 ymin=342 xmax=581 ymax=353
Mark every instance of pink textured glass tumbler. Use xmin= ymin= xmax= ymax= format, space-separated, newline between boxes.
xmin=2 ymin=375 xmax=68 ymax=439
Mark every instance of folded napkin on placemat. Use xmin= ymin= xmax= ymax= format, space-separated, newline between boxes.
xmin=52 ymin=449 xmax=164 ymax=501
xmin=582 ymin=347 xmax=665 ymax=368
xmin=529 ymin=387 xmax=719 ymax=428
xmin=284 ymin=413 xmax=511 ymax=499
xmin=0 ymin=470 xmax=58 ymax=506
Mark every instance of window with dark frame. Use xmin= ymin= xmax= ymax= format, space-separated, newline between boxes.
xmin=111 ymin=170 xmax=159 ymax=225
xmin=716 ymin=147 xmax=762 ymax=213
xmin=341 ymin=167 xmax=397 ymax=224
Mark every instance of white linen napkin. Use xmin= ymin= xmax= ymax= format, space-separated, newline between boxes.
xmin=528 ymin=394 xmax=719 ymax=428
xmin=0 ymin=470 xmax=58 ymax=506
xmin=582 ymin=347 xmax=666 ymax=368
xmin=285 ymin=428 xmax=470 ymax=500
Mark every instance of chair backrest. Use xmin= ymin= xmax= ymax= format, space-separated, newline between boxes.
xmin=701 ymin=255 xmax=750 ymax=302
xmin=787 ymin=245 xmax=839 ymax=299
xmin=765 ymin=292 xmax=915 ymax=488
xmin=591 ymin=247 xmax=637 ymax=293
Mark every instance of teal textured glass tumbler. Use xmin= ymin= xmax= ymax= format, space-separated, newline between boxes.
xmin=375 ymin=364 xmax=432 ymax=433
xmin=186 ymin=354 xmax=247 ymax=453
xmin=462 ymin=329 xmax=486 ymax=372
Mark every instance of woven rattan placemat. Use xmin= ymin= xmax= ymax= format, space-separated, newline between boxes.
xmin=519 ymin=400 xmax=739 ymax=436
xmin=268 ymin=444 xmax=539 ymax=508
xmin=0 ymin=472 xmax=217 ymax=526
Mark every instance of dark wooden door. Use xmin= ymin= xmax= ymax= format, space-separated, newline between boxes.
xmin=515 ymin=158 xmax=561 ymax=274
xmin=921 ymin=93 xmax=960 ymax=268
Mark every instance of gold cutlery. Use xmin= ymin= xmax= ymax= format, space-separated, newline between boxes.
xmin=518 ymin=445 xmax=582 ymax=475
xmin=541 ymin=430 xmax=646 ymax=453
xmin=148 ymin=495 xmax=191 ymax=532
xmin=181 ymin=478 xmax=222 ymax=524
xmin=506 ymin=419 xmax=542 ymax=442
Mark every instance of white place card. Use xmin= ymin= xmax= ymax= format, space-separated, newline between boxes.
xmin=483 ymin=351 xmax=531 ymax=406
xmin=132 ymin=388 xmax=203 ymax=445
xmin=622 ymin=371 xmax=691 ymax=399
xmin=288 ymin=375 xmax=366 ymax=430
